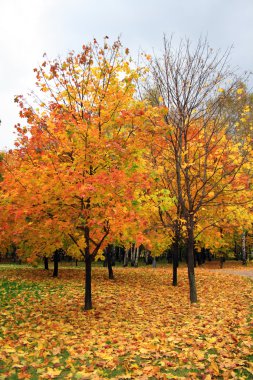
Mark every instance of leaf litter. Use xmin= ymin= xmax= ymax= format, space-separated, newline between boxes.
xmin=0 ymin=267 xmax=252 ymax=379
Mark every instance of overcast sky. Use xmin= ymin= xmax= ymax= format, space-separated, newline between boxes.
xmin=1 ymin=0 xmax=253 ymax=149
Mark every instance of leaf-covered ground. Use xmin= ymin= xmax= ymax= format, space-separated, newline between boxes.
xmin=0 ymin=266 xmax=252 ymax=379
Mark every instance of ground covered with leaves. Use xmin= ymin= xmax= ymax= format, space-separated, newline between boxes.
xmin=0 ymin=265 xmax=252 ymax=379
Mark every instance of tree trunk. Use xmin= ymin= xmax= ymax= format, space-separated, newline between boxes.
xmin=220 ymin=256 xmax=225 ymax=268
xmin=130 ymin=243 xmax=135 ymax=266
xmin=103 ymin=253 xmax=107 ymax=267
xmin=187 ymin=220 xmax=197 ymax=303
xmin=85 ymin=254 xmax=92 ymax=310
xmin=172 ymin=241 xmax=179 ymax=286
xmin=123 ymin=248 xmax=129 ymax=267
xmin=84 ymin=226 xmax=92 ymax=310
xmin=242 ymin=231 xmax=247 ymax=265
xmin=134 ymin=246 xmax=140 ymax=267
xmin=44 ymin=257 xmax=49 ymax=270
xmin=172 ymin=224 xmax=180 ymax=286
xmin=152 ymin=257 xmax=156 ymax=268
xmin=145 ymin=250 xmax=149 ymax=264
xmin=53 ymin=251 xmax=59 ymax=277
xmin=107 ymin=245 xmax=114 ymax=280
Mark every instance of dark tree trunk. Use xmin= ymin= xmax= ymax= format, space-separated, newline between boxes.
xmin=84 ymin=226 xmax=92 ymax=310
xmin=172 ymin=225 xmax=180 ymax=286
xmin=172 ymin=241 xmax=179 ymax=286
xmin=111 ymin=245 xmax=116 ymax=266
xmin=187 ymin=220 xmax=197 ymax=303
xmin=53 ymin=251 xmax=59 ymax=277
xmin=220 ymin=256 xmax=225 ymax=268
xmin=75 ymin=259 xmax=78 ymax=267
xmin=85 ymin=254 xmax=92 ymax=310
xmin=201 ymin=248 xmax=206 ymax=264
xmin=44 ymin=257 xmax=49 ymax=270
xmin=107 ymin=246 xmax=114 ymax=280
xmin=196 ymin=250 xmax=202 ymax=266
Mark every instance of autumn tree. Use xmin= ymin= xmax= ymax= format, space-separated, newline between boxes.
xmin=2 ymin=38 xmax=149 ymax=310
xmin=145 ymin=36 xmax=251 ymax=302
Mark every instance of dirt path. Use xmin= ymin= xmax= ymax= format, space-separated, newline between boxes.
xmin=206 ymin=268 xmax=253 ymax=278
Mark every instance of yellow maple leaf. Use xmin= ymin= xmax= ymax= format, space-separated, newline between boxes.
xmin=209 ymin=361 xmax=219 ymax=376
xmin=46 ymin=368 xmax=62 ymax=377
xmin=75 ymin=371 xmax=92 ymax=379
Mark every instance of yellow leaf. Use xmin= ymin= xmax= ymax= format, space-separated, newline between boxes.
xmin=130 ymin=364 xmax=139 ymax=370
xmin=210 ymin=361 xmax=219 ymax=376
xmin=75 ymin=370 xmax=92 ymax=380
xmin=194 ymin=349 xmax=205 ymax=361
xmin=52 ymin=347 xmax=61 ymax=355
xmin=46 ymin=368 xmax=62 ymax=377
xmin=75 ymin=372 xmax=92 ymax=379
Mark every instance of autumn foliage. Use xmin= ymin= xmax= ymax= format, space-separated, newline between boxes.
xmin=0 ymin=35 xmax=253 ymax=380
xmin=0 ymin=36 xmax=253 ymax=309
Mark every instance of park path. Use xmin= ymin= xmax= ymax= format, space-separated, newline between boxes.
xmin=205 ymin=268 xmax=253 ymax=278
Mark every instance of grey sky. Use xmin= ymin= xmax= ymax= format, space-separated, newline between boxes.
xmin=1 ymin=0 xmax=253 ymax=148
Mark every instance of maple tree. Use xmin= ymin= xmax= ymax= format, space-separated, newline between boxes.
xmin=1 ymin=38 xmax=150 ymax=310
xmin=144 ymin=36 xmax=252 ymax=302
xmin=0 ymin=152 xmax=18 ymax=261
